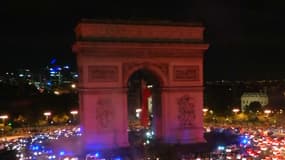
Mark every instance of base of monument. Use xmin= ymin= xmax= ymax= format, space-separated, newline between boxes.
xmin=163 ymin=127 xmax=207 ymax=144
xmin=80 ymin=141 xmax=213 ymax=160
xmin=82 ymin=146 xmax=144 ymax=160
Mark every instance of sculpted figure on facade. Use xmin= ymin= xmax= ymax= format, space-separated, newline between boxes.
xmin=96 ymin=98 xmax=114 ymax=129
xmin=177 ymin=95 xmax=196 ymax=128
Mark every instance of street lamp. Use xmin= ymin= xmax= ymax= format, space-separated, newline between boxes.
xmin=70 ymin=110 xmax=78 ymax=123
xmin=43 ymin=112 xmax=51 ymax=121
xmin=264 ymin=109 xmax=271 ymax=116
xmin=232 ymin=108 xmax=240 ymax=124
xmin=232 ymin=108 xmax=240 ymax=114
xmin=202 ymin=108 xmax=209 ymax=116
xmin=71 ymin=84 xmax=76 ymax=89
xmin=70 ymin=110 xmax=78 ymax=116
xmin=264 ymin=109 xmax=272 ymax=126
xmin=0 ymin=115 xmax=8 ymax=138
xmin=135 ymin=108 xmax=142 ymax=118
xmin=0 ymin=115 xmax=8 ymax=126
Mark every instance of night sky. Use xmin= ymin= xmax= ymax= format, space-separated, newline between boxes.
xmin=0 ymin=0 xmax=284 ymax=81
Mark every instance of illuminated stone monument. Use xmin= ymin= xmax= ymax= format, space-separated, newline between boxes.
xmin=72 ymin=20 xmax=209 ymax=151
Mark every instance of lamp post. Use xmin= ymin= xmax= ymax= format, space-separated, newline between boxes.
xmin=0 ymin=115 xmax=8 ymax=126
xmin=264 ymin=109 xmax=272 ymax=126
xmin=264 ymin=109 xmax=271 ymax=117
xmin=232 ymin=108 xmax=240 ymax=114
xmin=71 ymin=84 xmax=76 ymax=89
xmin=202 ymin=108 xmax=209 ymax=125
xmin=70 ymin=110 xmax=78 ymax=117
xmin=202 ymin=108 xmax=209 ymax=116
xmin=70 ymin=110 xmax=78 ymax=123
xmin=232 ymin=108 xmax=240 ymax=125
xmin=43 ymin=112 xmax=51 ymax=121
xmin=0 ymin=115 xmax=8 ymax=138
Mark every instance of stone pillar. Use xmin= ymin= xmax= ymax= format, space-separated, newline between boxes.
xmin=151 ymin=89 xmax=163 ymax=140
xmin=80 ymin=88 xmax=129 ymax=152
xmin=162 ymin=87 xmax=206 ymax=144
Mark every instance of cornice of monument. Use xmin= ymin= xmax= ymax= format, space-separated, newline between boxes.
xmin=78 ymin=18 xmax=204 ymax=27
xmin=72 ymin=41 xmax=209 ymax=58
xmin=74 ymin=19 xmax=206 ymax=43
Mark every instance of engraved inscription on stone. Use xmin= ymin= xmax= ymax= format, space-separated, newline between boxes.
xmin=173 ymin=65 xmax=199 ymax=81
xmin=88 ymin=65 xmax=118 ymax=82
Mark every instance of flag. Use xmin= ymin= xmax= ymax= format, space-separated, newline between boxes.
xmin=140 ymin=80 xmax=151 ymax=128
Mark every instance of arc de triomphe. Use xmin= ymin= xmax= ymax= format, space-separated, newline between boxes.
xmin=72 ymin=20 xmax=209 ymax=151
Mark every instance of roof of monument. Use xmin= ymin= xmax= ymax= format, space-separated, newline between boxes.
xmin=79 ymin=18 xmax=204 ymax=27
xmin=74 ymin=19 xmax=206 ymax=43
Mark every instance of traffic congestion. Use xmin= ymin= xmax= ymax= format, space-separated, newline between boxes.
xmin=1 ymin=125 xmax=285 ymax=159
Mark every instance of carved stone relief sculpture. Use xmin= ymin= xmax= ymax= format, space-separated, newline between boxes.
xmin=177 ymin=95 xmax=196 ymax=128
xmin=95 ymin=98 xmax=114 ymax=130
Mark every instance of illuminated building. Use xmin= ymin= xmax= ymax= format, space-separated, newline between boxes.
xmin=241 ymin=92 xmax=269 ymax=112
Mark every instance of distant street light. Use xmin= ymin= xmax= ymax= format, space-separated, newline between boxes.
xmin=71 ymin=84 xmax=76 ymax=89
xmin=70 ymin=110 xmax=78 ymax=122
xmin=0 ymin=115 xmax=8 ymax=126
xmin=0 ymin=115 xmax=8 ymax=138
xmin=264 ymin=109 xmax=272 ymax=117
xmin=202 ymin=108 xmax=209 ymax=113
xmin=70 ymin=110 xmax=78 ymax=116
xmin=136 ymin=108 xmax=142 ymax=118
xmin=202 ymin=108 xmax=209 ymax=116
xmin=232 ymin=108 xmax=240 ymax=114
xmin=43 ymin=112 xmax=51 ymax=120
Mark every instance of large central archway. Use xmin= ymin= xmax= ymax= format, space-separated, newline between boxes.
xmin=127 ymin=68 xmax=163 ymax=145
xmin=72 ymin=20 xmax=209 ymax=151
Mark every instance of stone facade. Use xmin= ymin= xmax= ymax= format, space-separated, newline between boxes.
xmin=241 ymin=92 xmax=269 ymax=112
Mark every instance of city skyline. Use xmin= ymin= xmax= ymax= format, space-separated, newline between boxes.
xmin=0 ymin=1 xmax=284 ymax=80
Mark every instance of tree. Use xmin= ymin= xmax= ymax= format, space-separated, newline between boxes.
xmin=244 ymin=101 xmax=262 ymax=124
xmin=245 ymin=101 xmax=262 ymax=113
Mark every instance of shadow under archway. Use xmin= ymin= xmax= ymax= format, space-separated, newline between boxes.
xmin=127 ymin=69 xmax=162 ymax=146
